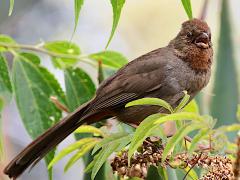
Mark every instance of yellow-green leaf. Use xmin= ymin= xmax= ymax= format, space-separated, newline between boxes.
xmin=74 ymin=125 xmax=106 ymax=137
xmin=183 ymin=99 xmax=199 ymax=114
xmin=105 ymin=0 xmax=125 ymax=48
xmin=174 ymin=91 xmax=190 ymax=112
xmin=0 ymin=34 xmax=16 ymax=52
xmin=73 ymin=0 xmax=84 ymax=34
xmin=9 ymin=0 xmax=14 ymax=16
xmin=181 ymin=0 xmax=193 ymax=19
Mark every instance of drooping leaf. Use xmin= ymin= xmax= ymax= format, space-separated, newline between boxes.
xmin=128 ymin=113 xmax=164 ymax=163
xmin=64 ymin=67 xmax=95 ymax=111
xmin=8 ymin=0 xmax=14 ymax=16
xmin=162 ymin=123 xmax=204 ymax=162
xmin=74 ymin=125 xmax=106 ymax=137
xmin=210 ymin=0 xmax=238 ymax=139
xmin=146 ymin=166 xmax=164 ymax=180
xmin=44 ymin=41 xmax=81 ymax=69
xmin=126 ymin=97 xmax=173 ymax=113
xmin=0 ymin=53 xmax=12 ymax=103
xmin=73 ymin=0 xmax=84 ymax=34
xmin=12 ymin=53 xmax=65 ymax=178
xmin=92 ymin=132 xmax=132 ymax=155
xmin=64 ymin=140 xmax=98 ymax=172
xmin=48 ymin=137 xmax=99 ymax=169
xmin=0 ymin=34 xmax=16 ymax=52
xmin=154 ymin=112 xmax=203 ymax=125
xmin=89 ymin=51 xmax=128 ymax=69
xmin=183 ymin=166 xmax=199 ymax=180
xmin=105 ymin=0 xmax=126 ymax=48
xmin=181 ymin=0 xmax=193 ymax=19
xmin=91 ymin=140 xmax=129 ymax=180
xmin=217 ymin=124 xmax=240 ymax=133
xmin=183 ymin=99 xmax=199 ymax=114
xmin=174 ymin=91 xmax=190 ymax=112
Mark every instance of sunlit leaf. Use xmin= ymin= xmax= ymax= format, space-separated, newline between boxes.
xmin=174 ymin=91 xmax=190 ymax=112
xmin=44 ymin=41 xmax=81 ymax=69
xmin=12 ymin=53 xmax=65 ymax=178
xmin=184 ymin=166 xmax=198 ymax=180
xmin=162 ymin=123 xmax=204 ymax=162
xmin=48 ymin=138 xmax=99 ymax=169
xmin=0 ymin=34 xmax=16 ymax=52
xmin=89 ymin=51 xmax=128 ymax=69
xmin=105 ymin=0 xmax=125 ymax=48
xmin=126 ymin=98 xmax=173 ymax=113
xmin=73 ymin=0 xmax=84 ymax=34
xmin=8 ymin=0 xmax=14 ymax=16
xmin=183 ymin=99 xmax=199 ymax=114
xmin=128 ymin=113 xmax=163 ymax=163
xmin=181 ymin=0 xmax=193 ymax=19
xmin=154 ymin=112 xmax=203 ymax=125
xmin=92 ymin=132 xmax=132 ymax=155
xmin=64 ymin=140 xmax=98 ymax=172
xmin=74 ymin=125 xmax=106 ymax=137
xmin=217 ymin=124 xmax=240 ymax=133
xmin=0 ymin=53 xmax=12 ymax=103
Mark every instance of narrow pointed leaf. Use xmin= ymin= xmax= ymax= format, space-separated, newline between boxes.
xmin=48 ymin=137 xmax=99 ymax=169
xmin=162 ymin=123 xmax=204 ymax=162
xmin=126 ymin=98 xmax=173 ymax=113
xmin=44 ymin=41 xmax=81 ymax=69
xmin=89 ymin=51 xmax=128 ymax=69
xmin=74 ymin=125 xmax=106 ymax=137
xmin=174 ymin=91 xmax=190 ymax=112
xmin=64 ymin=140 xmax=98 ymax=172
xmin=181 ymin=0 xmax=193 ymax=19
xmin=188 ymin=128 xmax=209 ymax=153
xmin=73 ymin=0 xmax=84 ymax=33
xmin=8 ymin=0 xmax=14 ymax=16
xmin=105 ymin=0 xmax=125 ymax=48
xmin=183 ymin=99 xmax=199 ymax=114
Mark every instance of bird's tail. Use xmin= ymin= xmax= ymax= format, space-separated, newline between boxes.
xmin=4 ymin=100 xmax=97 ymax=179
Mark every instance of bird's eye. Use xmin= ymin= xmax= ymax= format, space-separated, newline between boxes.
xmin=186 ymin=32 xmax=192 ymax=37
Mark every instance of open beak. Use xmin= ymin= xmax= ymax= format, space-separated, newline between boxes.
xmin=194 ymin=32 xmax=210 ymax=49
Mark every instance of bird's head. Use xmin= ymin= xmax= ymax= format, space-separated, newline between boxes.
xmin=169 ymin=18 xmax=213 ymax=72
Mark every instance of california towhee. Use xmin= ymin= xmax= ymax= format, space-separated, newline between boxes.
xmin=4 ymin=18 xmax=213 ymax=179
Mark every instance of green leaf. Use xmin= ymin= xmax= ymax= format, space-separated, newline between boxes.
xmin=44 ymin=41 xmax=81 ymax=69
xmin=210 ymin=0 xmax=239 ymax=139
xmin=128 ymin=113 xmax=163 ymax=163
xmin=183 ymin=99 xmax=199 ymax=114
xmin=188 ymin=128 xmax=209 ymax=153
xmin=183 ymin=166 xmax=199 ymax=180
xmin=174 ymin=91 xmax=190 ymax=112
xmin=8 ymin=0 xmax=14 ymax=16
xmin=74 ymin=125 xmax=106 ymax=137
xmin=105 ymin=0 xmax=125 ymax=48
xmin=64 ymin=67 xmax=96 ymax=112
xmin=48 ymin=137 xmax=98 ymax=169
xmin=154 ymin=112 xmax=203 ymax=125
xmin=73 ymin=0 xmax=84 ymax=33
xmin=181 ymin=0 xmax=193 ymax=19
xmin=0 ymin=53 xmax=12 ymax=103
xmin=89 ymin=51 xmax=128 ymax=69
xmin=92 ymin=132 xmax=132 ymax=155
xmin=64 ymin=140 xmax=98 ymax=172
xmin=0 ymin=34 xmax=16 ymax=52
xmin=126 ymin=98 xmax=173 ymax=113
xmin=12 ymin=53 xmax=64 ymax=178
xmin=217 ymin=124 xmax=240 ymax=133
xmin=162 ymin=123 xmax=204 ymax=162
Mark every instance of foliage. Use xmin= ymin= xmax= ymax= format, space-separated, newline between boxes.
xmin=1 ymin=0 xmax=240 ymax=180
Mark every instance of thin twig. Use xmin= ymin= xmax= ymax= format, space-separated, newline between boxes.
xmin=0 ymin=42 xmax=88 ymax=59
xmin=183 ymin=152 xmax=203 ymax=180
xmin=50 ymin=96 xmax=69 ymax=113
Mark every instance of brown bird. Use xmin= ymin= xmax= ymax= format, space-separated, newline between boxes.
xmin=4 ymin=18 xmax=213 ymax=179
